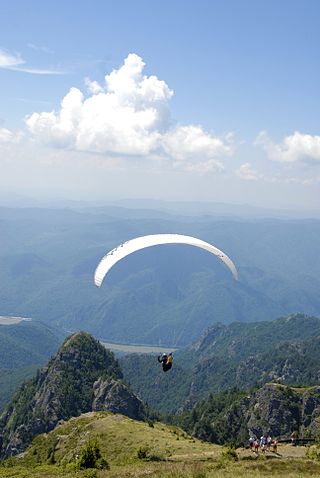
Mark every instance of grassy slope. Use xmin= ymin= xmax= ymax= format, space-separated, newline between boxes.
xmin=1 ymin=412 xmax=320 ymax=477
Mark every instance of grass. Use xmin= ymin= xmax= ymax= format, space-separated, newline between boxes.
xmin=1 ymin=412 xmax=320 ymax=477
xmin=23 ymin=412 xmax=219 ymax=467
xmin=2 ymin=458 xmax=320 ymax=478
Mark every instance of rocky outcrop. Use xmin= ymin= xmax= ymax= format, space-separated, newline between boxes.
xmin=226 ymin=383 xmax=320 ymax=441
xmin=93 ymin=378 xmax=147 ymax=420
xmin=0 ymin=332 xmax=148 ymax=457
xmin=183 ymin=382 xmax=320 ymax=446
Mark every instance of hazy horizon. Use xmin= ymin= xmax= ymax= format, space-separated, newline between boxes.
xmin=0 ymin=190 xmax=320 ymax=221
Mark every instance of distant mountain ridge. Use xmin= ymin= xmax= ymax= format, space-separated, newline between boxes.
xmin=1 ymin=206 xmax=320 ymax=345
xmin=0 ymin=319 xmax=63 ymax=368
xmin=0 ymin=319 xmax=64 ymax=412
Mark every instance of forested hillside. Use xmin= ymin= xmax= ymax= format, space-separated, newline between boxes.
xmin=173 ymin=383 xmax=320 ymax=446
xmin=1 ymin=206 xmax=320 ymax=345
xmin=120 ymin=314 xmax=320 ymax=412
xmin=0 ymin=320 xmax=63 ymax=411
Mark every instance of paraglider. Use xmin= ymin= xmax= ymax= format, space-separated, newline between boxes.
xmin=158 ymin=352 xmax=173 ymax=372
xmin=94 ymin=233 xmax=238 ymax=374
xmin=94 ymin=233 xmax=238 ymax=288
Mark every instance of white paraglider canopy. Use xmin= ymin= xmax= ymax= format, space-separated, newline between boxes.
xmin=94 ymin=234 xmax=238 ymax=287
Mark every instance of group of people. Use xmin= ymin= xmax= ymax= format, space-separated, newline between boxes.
xmin=249 ymin=435 xmax=278 ymax=453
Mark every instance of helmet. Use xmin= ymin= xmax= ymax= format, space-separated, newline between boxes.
xmin=162 ymin=353 xmax=167 ymax=358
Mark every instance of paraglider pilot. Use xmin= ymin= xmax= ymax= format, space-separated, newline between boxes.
xmin=158 ymin=352 xmax=173 ymax=372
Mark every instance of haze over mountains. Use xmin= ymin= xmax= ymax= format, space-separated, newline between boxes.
xmin=1 ymin=202 xmax=320 ymax=346
xmin=0 ymin=319 xmax=63 ymax=411
xmin=1 ymin=193 xmax=320 ymax=219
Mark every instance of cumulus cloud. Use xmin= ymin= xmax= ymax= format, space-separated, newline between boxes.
xmin=0 ymin=128 xmax=15 ymax=142
xmin=183 ymin=158 xmax=224 ymax=173
xmin=26 ymin=53 xmax=232 ymax=170
xmin=0 ymin=47 xmax=65 ymax=75
xmin=0 ymin=49 xmax=24 ymax=68
xmin=0 ymin=127 xmax=22 ymax=144
xmin=256 ymin=130 xmax=320 ymax=163
xmin=236 ymin=162 xmax=260 ymax=181
xmin=236 ymin=159 xmax=320 ymax=186
xmin=164 ymin=125 xmax=231 ymax=166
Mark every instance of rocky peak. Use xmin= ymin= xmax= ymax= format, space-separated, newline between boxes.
xmin=192 ymin=323 xmax=226 ymax=353
xmin=0 ymin=332 xmax=147 ymax=458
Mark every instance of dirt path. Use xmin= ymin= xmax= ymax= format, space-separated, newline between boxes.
xmin=238 ymin=444 xmax=307 ymax=459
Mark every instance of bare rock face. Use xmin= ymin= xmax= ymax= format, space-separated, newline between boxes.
xmin=92 ymin=378 xmax=147 ymax=420
xmin=0 ymin=332 xmax=146 ymax=458
xmin=231 ymin=383 xmax=320 ymax=440
xmin=189 ymin=382 xmax=320 ymax=446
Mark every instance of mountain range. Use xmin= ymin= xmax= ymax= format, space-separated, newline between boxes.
xmin=1 ymin=327 xmax=320 ymax=476
xmin=1 ymin=205 xmax=320 ymax=346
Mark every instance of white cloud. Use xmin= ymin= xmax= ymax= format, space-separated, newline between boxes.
xmin=301 ymin=176 xmax=320 ymax=185
xmin=0 ymin=128 xmax=14 ymax=142
xmin=0 ymin=47 xmax=65 ymax=75
xmin=26 ymin=53 xmax=232 ymax=170
xmin=236 ymin=162 xmax=260 ymax=181
xmin=0 ymin=127 xmax=22 ymax=144
xmin=27 ymin=43 xmax=53 ymax=54
xmin=256 ymin=130 xmax=320 ymax=163
xmin=0 ymin=49 xmax=24 ymax=68
xmin=85 ymin=77 xmax=104 ymax=95
xmin=236 ymin=159 xmax=320 ymax=186
xmin=183 ymin=158 xmax=224 ymax=173
xmin=164 ymin=125 xmax=231 ymax=170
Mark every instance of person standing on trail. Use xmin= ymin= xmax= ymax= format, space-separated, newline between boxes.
xmin=291 ymin=431 xmax=298 ymax=446
xmin=260 ymin=435 xmax=266 ymax=452
xmin=266 ymin=435 xmax=272 ymax=450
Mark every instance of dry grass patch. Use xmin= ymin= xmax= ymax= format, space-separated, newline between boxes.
xmin=2 ymin=413 xmax=320 ymax=478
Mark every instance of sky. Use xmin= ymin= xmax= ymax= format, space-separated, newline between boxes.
xmin=1 ymin=0 xmax=320 ymax=210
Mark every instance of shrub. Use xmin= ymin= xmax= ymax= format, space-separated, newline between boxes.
xmin=81 ymin=470 xmax=98 ymax=478
xmin=221 ymin=445 xmax=238 ymax=462
xmin=76 ymin=437 xmax=109 ymax=470
xmin=137 ymin=445 xmax=150 ymax=460
xmin=306 ymin=446 xmax=320 ymax=461
xmin=137 ymin=445 xmax=163 ymax=461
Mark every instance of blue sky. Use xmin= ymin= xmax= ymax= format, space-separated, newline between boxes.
xmin=1 ymin=0 xmax=320 ymax=210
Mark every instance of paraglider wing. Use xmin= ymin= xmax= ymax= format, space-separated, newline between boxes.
xmin=94 ymin=234 xmax=238 ymax=287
